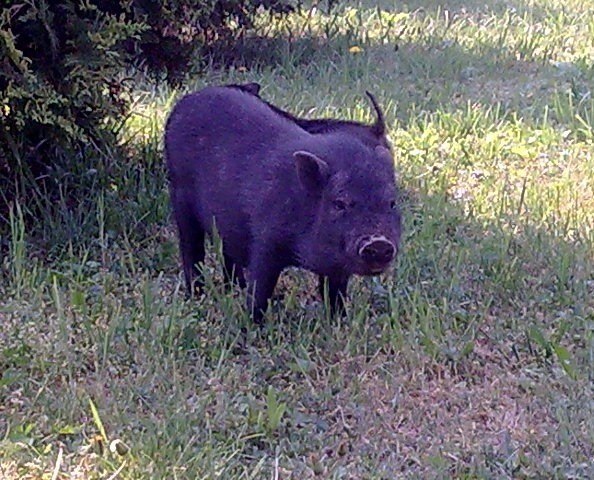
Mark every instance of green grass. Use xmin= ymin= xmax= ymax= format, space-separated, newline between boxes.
xmin=2 ymin=0 xmax=594 ymax=478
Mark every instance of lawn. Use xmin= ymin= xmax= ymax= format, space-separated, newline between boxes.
xmin=1 ymin=0 xmax=594 ymax=478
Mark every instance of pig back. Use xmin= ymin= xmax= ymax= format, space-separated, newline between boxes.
xmin=164 ymin=86 xmax=310 ymax=265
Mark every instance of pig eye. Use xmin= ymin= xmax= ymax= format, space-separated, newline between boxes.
xmin=333 ymin=199 xmax=348 ymax=212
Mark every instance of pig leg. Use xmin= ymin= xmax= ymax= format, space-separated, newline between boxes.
xmin=223 ymin=252 xmax=246 ymax=289
xmin=319 ymin=274 xmax=349 ymax=316
xmin=175 ymin=207 xmax=206 ymax=297
xmin=246 ymin=249 xmax=284 ymax=324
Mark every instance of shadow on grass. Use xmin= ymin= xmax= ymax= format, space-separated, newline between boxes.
xmin=196 ymin=0 xmax=593 ymax=139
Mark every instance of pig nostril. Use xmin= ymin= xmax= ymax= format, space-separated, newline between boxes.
xmin=360 ymin=239 xmax=395 ymax=264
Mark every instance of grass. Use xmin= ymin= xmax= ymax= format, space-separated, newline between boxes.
xmin=1 ymin=0 xmax=594 ymax=477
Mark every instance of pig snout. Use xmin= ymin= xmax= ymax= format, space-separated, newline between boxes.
xmin=357 ymin=235 xmax=396 ymax=272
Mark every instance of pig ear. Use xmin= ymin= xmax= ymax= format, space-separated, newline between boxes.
xmin=294 ymin=151 xmax=329 ymax=193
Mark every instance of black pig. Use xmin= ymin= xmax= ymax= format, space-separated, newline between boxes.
xmin=165 ymin=86 xmax=401 ymax=322
xmin=226 ymin=82 xmax=391 ymax=151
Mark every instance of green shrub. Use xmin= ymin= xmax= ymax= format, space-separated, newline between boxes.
xmin=0 ymin=1 xmax=144 ymax=177
xmin=0 ymin=0 xmax=298 ymax=219
xmin=127 ymin=0 xmax=299 ymax=80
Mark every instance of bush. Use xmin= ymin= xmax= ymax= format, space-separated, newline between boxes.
xmin=0 ymin=1 xmax=142 ymax=168
xmin=128 ymin=0 xmax=299 ymax=79
xmin=0 ymin=0 xmax=298 ymax=217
